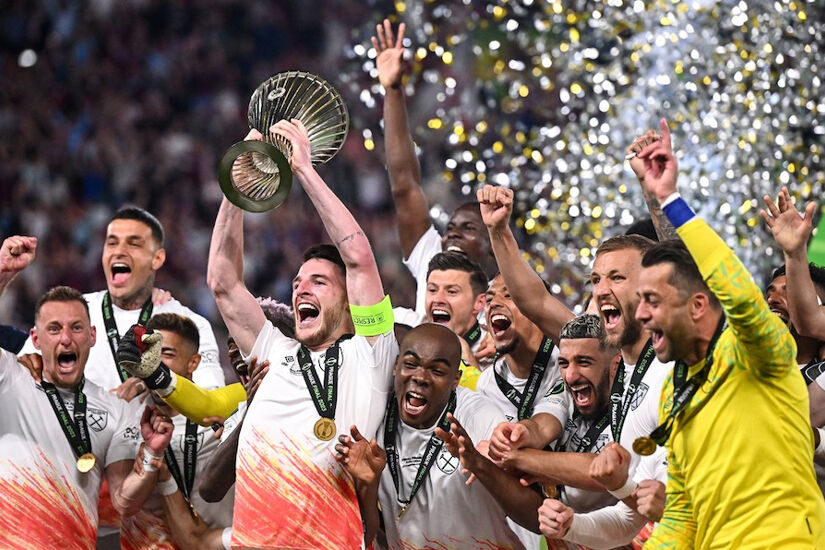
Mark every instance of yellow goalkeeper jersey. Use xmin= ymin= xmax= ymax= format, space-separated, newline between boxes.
xmin=646 ymin=218 xmax=825 ymax=549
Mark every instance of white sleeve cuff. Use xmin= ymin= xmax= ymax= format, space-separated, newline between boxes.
xmin=659 ymin=192 xmax=682 ymax=208
xmin=816 ymin=428 xmax=825 ymax=458
xmin=608 ymin=477 xmax=638 ymax=500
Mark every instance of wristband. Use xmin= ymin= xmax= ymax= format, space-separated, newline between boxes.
xmin=144 ymin=362 xmax=173 ymax=391
xmin=816 ymin=428 xmax=825 ymax=457
xmin=142 ymin=450 xmax=163 ymax=473
xmin=661 ymin=194 xmax=696 ymax=229
xmin=608 ymin=477 xmax=638 ymax=500
xmin=157 ymin=477 xmax=178 ymax=496
xmin=154 ymin=373 xmax=177 ymax=399
xmin=349 ymin=295 xmax=394 ymax=336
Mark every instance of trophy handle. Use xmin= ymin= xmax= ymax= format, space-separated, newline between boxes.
xmin=218 ymin=140 xmax=293 ymax=213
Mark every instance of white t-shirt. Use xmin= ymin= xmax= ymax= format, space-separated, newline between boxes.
xmin=0 ymin=350 xmax=139 ymax=548
xmin=220 ymin=400 xmax=247 ymax=443
xmin=379 ymin=387 xmax=526 ymax=549
xmin=20 ymin=290 xmax=226 ymax=392
xmin=232 ymin=322 xmax=397 ymax=549
xmin=402 ymin=225 xmax=443 ymax=316
xmin=476 ymin=350 xmax=564 ymax=423
xmin=120 ymin=412 xmax=235 ymax=548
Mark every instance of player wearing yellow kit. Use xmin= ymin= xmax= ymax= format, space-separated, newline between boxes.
xmin=633 ymin=119 xmax=825 ymax=548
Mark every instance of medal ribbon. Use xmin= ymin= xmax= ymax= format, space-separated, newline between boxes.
xmin=164 ymin=419 xmax=198 ymax=501
xmin=41 ymin=378 xmax=92 ymax=459
xmin=801 ymin=359 xmax=825 ymax=387
xmin=296 ymin=335 xmax=353 ymax=420
xmin=102 ymin=291 xmax=153 ymax=383
xmin=648 ymin=316 xmax=727 ymax=446
xmin=493 ymin=336 xmax=555 ymax=420
xmin=463 ymin=322 xmax=482 ymax=347
xmin=555 ymin=408 xmax=611 ymax=453
xmin=609 ymin=339 xmax=656 ymax=442
xmin=384 ymin=390 xmax=457 ymax=510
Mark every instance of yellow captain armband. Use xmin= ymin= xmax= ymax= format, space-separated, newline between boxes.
xmin=349 ymin=295 xmax=394 ymax=336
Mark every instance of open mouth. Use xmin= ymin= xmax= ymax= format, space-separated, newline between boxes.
xmin=445 ymin=244 xmax=465 ymax=254
xmin=490 ymin=313 xmax=512 ymax=337
xmin=57 ymin=352 xmax=78 ymax=371
xmin=430 ymin=308 xmax=452 ymax=324
xmin=111 ymin=263 xmax=132 ymax=285
xmin=569 ymin=383 xmax=593 ymax=409
xmin=297 ymin=303 xmax=320 ymax=325
xmin=403 ymin=391 xmax=428 ymax=417
xmin=600 ymin=304 xmax=621 ymax=331
xmin=649 ymin=329 xmax=664 ymax=352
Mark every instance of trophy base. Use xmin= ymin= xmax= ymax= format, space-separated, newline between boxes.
xmin=218 ymin=140 xmax=293 ymax=213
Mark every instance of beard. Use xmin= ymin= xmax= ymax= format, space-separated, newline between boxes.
xmin=299 ymin=301 xmax=349 ymax=348
xmin=580 ymin=368 xmax=611 ymax=422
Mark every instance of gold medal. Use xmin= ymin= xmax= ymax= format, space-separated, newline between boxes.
xmin=542 ymin=484 xmax=559 ymax=499
xmin=633 ymin=437 xmax=657 ymax=456
xmin=76 ymin=453 xmax=96 ymax=473
xmin=313 ymin=417 xmax=336 ymax=441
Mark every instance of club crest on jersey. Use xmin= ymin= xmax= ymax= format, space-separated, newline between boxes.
xmin=88 ymin=408 xmax=108 ymax=432
xmin=283 ymin=356 xmax=301 ymax=376
xmin=178 ymin=431 xmax=205 ymax=453
xmin=545 ymin=382 xmax=564 ymax=398
xmin=436 ymin=447 xmax=460 ymax=475
xmin=630 ymin=382 xmax=649 ymax=410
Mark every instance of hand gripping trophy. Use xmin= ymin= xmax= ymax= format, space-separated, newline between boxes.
xmin=218 ymin=71 xmax=349 ymax=212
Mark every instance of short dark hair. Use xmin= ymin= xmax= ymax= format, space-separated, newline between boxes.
xmin=559 ymin=314 xmax=606 ymax=347
xmin=303 ymin=244 xmax=346 ymax=275
xmin=427 ymin=252 xmax=487 ymax=296
xmin=771 ymin=263 xmax=825 ymax=297
xmin=624 ymin=217 xmax=659 ymax=242
xmin=596 ymin=234 xmax=656 ymax=259
xmin=641 ymin=239 xmax=720 ymax=308
xmin=146 ymin=312 xmax=199 ymax=351
xmin=111 ymin=206 xmax=165 ymax=247
xmin=35 ymin=286 xmax=90 ymax=322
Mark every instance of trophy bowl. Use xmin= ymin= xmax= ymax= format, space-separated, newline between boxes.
xmin=218 ymin=71 xmax=350 ymax=212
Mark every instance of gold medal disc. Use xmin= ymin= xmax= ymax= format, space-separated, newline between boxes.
xmin=313 ymin=417 xmax=336 ymax=441
xmin=632 ymin=437 xmax=657 ymax=456
xmin=542 ymin=484 xmax=559 ymax=499
xmin=77 ymin=453 xmax=96 ymax=473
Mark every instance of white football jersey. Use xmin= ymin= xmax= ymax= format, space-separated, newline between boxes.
xmin=232 ymin=322 xmax=397 ymax=549
xmin=0 ymin=350 xmax=139 ymax=548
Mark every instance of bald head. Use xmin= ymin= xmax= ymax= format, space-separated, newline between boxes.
xmin=399 ymin=323 xmax=462 ymax=370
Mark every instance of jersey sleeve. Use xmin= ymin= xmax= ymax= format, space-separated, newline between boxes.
xmin=0 ymin=348 xmax=23 ymax=386
xmin=676 ymin=217 xmax=796 ymax=379
xmin=563 ymin=500 xmax=648 ymax=549
xmin=350 ymin=331 xmax=399 ymax=393
xmin=401 ymin=225 xmax=442 ymax=314
xmin=162 ymin=378 xmax=247 ymax=426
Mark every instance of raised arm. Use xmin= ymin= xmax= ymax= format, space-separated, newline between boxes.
xmin=207 ymin=177 xmax=266 ymax=356
xmin=639 ymin=118 xmax=796 ymax=377
xmin=0 ymin=235 xmax=37 ymax=299
xmin=477 ymin=185 xmax=574 ymax=343
xmin=372 ymin=19 xmax=431 ymax=257
xmin=107 ymin=406 xmax=174 ymax=517
xmin=505 ymin=448 xmax=605 ymax=492
xmin=271 ymin=120 xmax=385 ymax=309
xmin=761 ymin=187 xmax=825 ymax=340
xmin=626 ymin=130 xmax=677 ymax=241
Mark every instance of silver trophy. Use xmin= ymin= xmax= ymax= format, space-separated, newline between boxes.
xmin=218 ymin=71 xmax=349 ymax=212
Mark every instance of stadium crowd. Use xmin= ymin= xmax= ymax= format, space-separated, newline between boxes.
xmin=2 ymin=3 xmax=825 ymax=550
